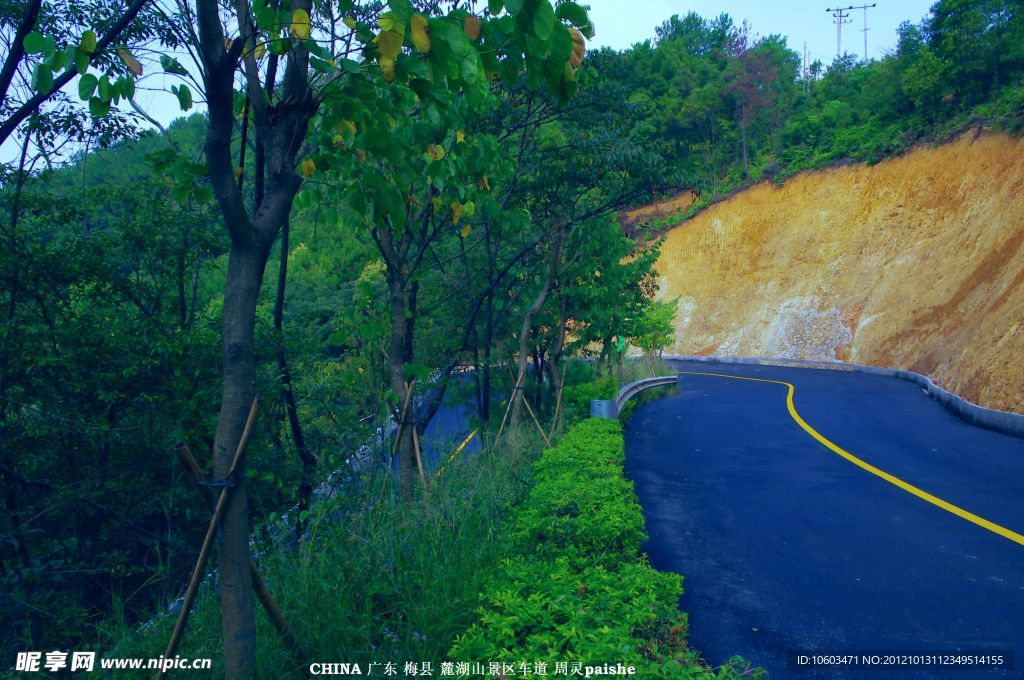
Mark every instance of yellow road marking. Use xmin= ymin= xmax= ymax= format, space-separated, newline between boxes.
xmin=678 ymin=371 xmax=1024 ymax=546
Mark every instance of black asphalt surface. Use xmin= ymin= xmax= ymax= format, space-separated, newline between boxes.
xmin=623 ymin=360 xmax=1024 ymax=679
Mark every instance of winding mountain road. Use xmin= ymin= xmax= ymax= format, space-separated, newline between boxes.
xmin=624 ymin=360 xmax=1023 ymax=678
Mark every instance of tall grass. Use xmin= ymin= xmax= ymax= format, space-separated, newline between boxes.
xmin=99 ymin=426 xmax=546 ymax=678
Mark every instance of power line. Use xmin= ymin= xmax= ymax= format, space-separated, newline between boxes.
xmin=826 ymin=4 xmax=878 ymax=62
xmin=825 ymin=6 xmax=852 ymax=60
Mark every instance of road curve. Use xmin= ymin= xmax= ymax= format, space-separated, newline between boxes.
xmin=624 ymin=360 xmax=1024 ymax=678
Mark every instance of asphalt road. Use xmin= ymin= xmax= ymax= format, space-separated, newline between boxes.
xmin=623 ymin=360 xmax=1024 ymax=679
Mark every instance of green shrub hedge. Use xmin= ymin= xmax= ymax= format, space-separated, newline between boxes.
xmin=450 ymin=419 xmax=760 ymax=678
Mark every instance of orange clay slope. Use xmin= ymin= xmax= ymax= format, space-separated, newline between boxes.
xmin=653 ymin=129 xmax=1024 ymax=414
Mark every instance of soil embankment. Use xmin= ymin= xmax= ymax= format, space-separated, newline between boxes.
xmin=654 ymin=130 xmax=1024 ymax=413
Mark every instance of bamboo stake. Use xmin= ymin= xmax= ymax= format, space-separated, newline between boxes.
xmin=410 ymin=425 xmax=429 ymax=503
xmin=548 ymin=363 xmax=568 ymax=441
xmin=391 ymin=380 xmax=416 ymax=460
xmin=157 ymin=398 xmax=258 ymax=677
xmin=495 ymin=369 xmax=525 ymax=442
xmin=173 ymin=443 xmax=303 ymax=655
xmin=378 ymin=380 xmax=416 ymax=506
xmin=506 ymin=365 xmax=550 ymax=447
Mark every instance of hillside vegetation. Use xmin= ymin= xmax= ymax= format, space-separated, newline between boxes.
xmin=1 ymin=0 xmax=1022 ymax=672
xmin=655 ymin=130 xmax=1024 ymax=413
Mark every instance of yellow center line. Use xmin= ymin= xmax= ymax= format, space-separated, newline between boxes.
xmin=679 ymin=371 xmax=1024 ymax=547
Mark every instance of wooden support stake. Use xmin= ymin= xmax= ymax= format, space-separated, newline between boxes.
xmin=410 ymin=425 xmax=429 ymax=503
xmin=495 ymin=370 xmax=525 ymax=443
xmin=548 ymin=363 xmax=568 ymax=441
xmin=506 ymin=365 xmax=550 ymax=447
xmin=157 ymin=399 xmax=258 ymax=677
xmin=173 ymin=443 xmax=303 ymax=656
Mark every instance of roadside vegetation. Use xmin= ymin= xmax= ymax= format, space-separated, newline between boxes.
xmin=0 ymin=0 xmax=1020 ymax=674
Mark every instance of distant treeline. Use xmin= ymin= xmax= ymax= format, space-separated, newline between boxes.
xmin=593 ymin=0 xmax=1024 ymax=220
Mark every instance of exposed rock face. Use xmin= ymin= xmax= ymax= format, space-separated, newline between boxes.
xmin=655 ymin=130 xmax=1024 ymax=413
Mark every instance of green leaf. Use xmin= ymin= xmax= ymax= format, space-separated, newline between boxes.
xmin=548 ymin=22 xmax=572 ymax=64
xmin=75 ymin=48 xmax=89 ymax=74
xmin=194 ymin=186 xmax=213 ymax=203
xmin=78 ymin=73 xmax=98 ymax=100
xmin=338 ymin=58 xmax=361 ymax=74
xmin=505 ymin=0 xmax=525 ymax=15
xmin=532 ymin=0 xmax=555 ymax=40
xmin=310 ymin=55 xmax=334 ymax=72
xmin=23 ymin=31 xmax=46 ymax=54
xmin=31 ymin=63 xmax=52 ymax=93
xmin=387 ymin=0 xmax=413 ymax=21
xmin=488 ymin=0 xmax=504 ymax=14
xmin=555 ymin=2 xmax=588 ymax=28
xmin=80 ymin=29 xmax=97 ymax=54
xmin=119 ymin=75 xmax=135 ymax=100
xmin=98 ymin=74 xmax=111 ymax=101
xmin=40 ymin=35 xmax=56 ymax=59
xmin=160 ymin=55 xmax=190 ymax=76
xmin=88 ymin=96 xmax=111 ymax=117
xmin=172 ymin=84 xmax=192 ymax=111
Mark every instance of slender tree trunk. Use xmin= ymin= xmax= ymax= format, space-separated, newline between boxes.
xmin=511 ymin=229 xmax=566 ymax=425
xmin=546 ymin=295 xmax=569 ymax=429
xmin=273 ymin=216 xmax=314 ymax=538
xmin=211 ymin=243 xmax=267 ymax=679
xmin=386 ymin=276 xmax=417 ymax=497
xmin=481 ymin=290 xmax=495 ymax=423
xmin=740 ymin=103 xmax=749 ymax=177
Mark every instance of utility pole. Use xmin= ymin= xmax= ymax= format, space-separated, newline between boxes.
xmin=804 ymin=42 xmax=809 ymax=91
xmin=826 ymin=6 xmax=852 ymax=60
xmin=826 ymin=4 xmax=877 ymax=62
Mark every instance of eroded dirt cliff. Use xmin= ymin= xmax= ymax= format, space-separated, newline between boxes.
xmin=655 ymin=130 xmax=1024 ymax=413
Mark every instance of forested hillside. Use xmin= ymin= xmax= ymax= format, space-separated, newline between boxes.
xmin=1 ymin=0 xmax=1021 ymax=675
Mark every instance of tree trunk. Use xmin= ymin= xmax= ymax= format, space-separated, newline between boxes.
xmin=386 ymin=277 xmax=417 ymax=497
xmin=481 ymin=290 xmax=495 ymax=423
xmin=740 ymin=103 xmax=749 ymax=177
xmin=545 ymin=295 xmax=569 ymax=431
xmin=511 ymin=230 xmax=565 ymax=425
xmin=273 ymin=216 xmax=314 ymax=540
xmin=211 ymin=243 xmax=266 ymax=679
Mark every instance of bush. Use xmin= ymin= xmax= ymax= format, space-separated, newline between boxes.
xmin=450 ymin=419 xmax=761 ymax=678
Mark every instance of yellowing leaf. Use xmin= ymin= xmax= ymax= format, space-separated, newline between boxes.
xmin=379 ymin=13 xmax=405 ymax=36
xmin=425 ymin=144 xmax=446 ymax=161
xmin=80 ymin=30 xmax=97 ymax=54
xmin=464 ymin=201 xmax=475 ymax=217
xmin=290 ymin=9 xmax=311 ymax=39
xmin=464 ymin=15 xmax=482 ymax=41
xmin=479 ymin=175 xmax=491 ymax=191
xmin=234 ymin=166 xmax=244 ymax=177
xmin=375 ymin=30 xmax=403 ymax=60
xmin=117 ymin=49 xmax=143 ymax=77
xmin=344 ymin=17 xmax=357 ymax=29
xmin=460 ymin=224 xmax=471 ymax=238
xmin=379 ymin=56 xmax=396 ymax=81
xmin=569 ymin=28 xmax=585 ymax=69
xmin=223 ymin=37 xmax=233 ymax=50
xmin=410 ymin=14 xmax=430 ymax=53
xmin=456 ymin=130 xmax=466 ymax=143
xmin=340 ymin=119 xmax=357 ymax=135
xmin=451 ymin=202 xmax=464 ymax=225
xmin=254 ymin=41 xmax=266 ymax=59
xmin=300 ymin=158 xmax=316 ymax=176
xmin=432 ymin=196 xmax=442 ymax=212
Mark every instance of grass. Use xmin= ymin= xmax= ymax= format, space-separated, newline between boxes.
xmin=97 ymin=425 xmax=547 ymax=678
